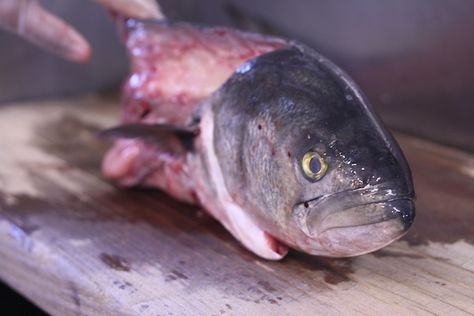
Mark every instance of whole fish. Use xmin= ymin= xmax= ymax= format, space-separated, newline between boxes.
xmin=101 ymin=19 xmax=415 ymax=260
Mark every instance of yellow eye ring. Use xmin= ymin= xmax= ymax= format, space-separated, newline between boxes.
xmin=302 ymin=151 xmax=328 ymax=180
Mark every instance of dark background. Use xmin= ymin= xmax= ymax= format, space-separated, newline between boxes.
xmin=1 ymin=1 xmax=473 ymax=314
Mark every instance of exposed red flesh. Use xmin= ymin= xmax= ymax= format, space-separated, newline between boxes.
xmin=104 ymin=20 xmax=285 ymax=196
xmin=121 ymin=20 xmax=286 ymax=126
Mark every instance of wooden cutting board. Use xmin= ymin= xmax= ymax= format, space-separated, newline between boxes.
xmin=0 ymin=94 xmax=473 ymax=315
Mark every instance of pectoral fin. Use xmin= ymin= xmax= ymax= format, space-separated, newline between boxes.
xmin=99 ymin=123 xmax=198 ymax=155
xmin=222 ymin=202 xmax=289 ymax=260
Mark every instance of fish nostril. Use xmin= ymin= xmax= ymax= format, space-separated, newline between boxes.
xmin=359 ymin=167 xmax=371 ymax=186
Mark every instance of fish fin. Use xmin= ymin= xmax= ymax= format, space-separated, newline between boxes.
xmin=223 ymin=203 xmax=289 ymax=260
xmin=99 ymin=124 xmax=197 ymax=155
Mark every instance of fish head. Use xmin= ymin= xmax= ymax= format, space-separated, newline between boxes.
xmin=289 ymin=121 xmax=415 ymax=256
xmin=211 ymin=45 xmax=415 ymax=257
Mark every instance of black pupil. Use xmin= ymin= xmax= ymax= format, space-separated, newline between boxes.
xmin=309 ymin=157 xmax=321 ymax=174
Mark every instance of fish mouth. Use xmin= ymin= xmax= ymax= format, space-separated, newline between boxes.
xmin=292 ymin=184 xmax=415 ymax=256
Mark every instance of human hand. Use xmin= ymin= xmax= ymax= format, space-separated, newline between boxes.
xmin=0 ymin=0 xmax=162 ymax=63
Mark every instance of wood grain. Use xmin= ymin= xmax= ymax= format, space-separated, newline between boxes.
xmin=0 ymin=94 xmax=473 ymax=315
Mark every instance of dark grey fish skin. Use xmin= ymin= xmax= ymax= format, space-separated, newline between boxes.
xmin=208 ymin=44 xmax=415 ymax=256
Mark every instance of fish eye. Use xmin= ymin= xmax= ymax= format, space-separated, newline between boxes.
xmin=302 ymin=150 xmax=328 ymax=181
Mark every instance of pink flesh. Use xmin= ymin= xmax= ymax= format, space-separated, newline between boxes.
xmin=102 ymin=20 xmax=288 ymax=259
xmin=119 ymin=21 xmax=285 ymax=125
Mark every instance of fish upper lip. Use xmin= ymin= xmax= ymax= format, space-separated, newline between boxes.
xmin=292 ymin=184 xmax=415 ymax=237
xmin=299 ymin=185 xmax=414 ymax=209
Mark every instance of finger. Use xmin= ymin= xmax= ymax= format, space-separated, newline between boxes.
xmin=0 ymin=0 xmax=91 ymax=63
xmin=20 ymin=0 xmax=91 ymax=62
xmin=93 ymin=0 xmax=164 ymax=20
